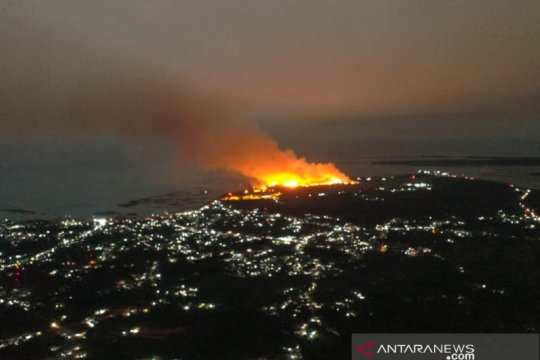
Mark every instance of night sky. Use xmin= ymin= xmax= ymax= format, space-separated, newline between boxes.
xmin=2 ymin=1 xmax=539 ymax=121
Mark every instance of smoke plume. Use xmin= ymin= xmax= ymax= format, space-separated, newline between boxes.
xmin=0 ymin=2 xmax=352 ymax=186
xmin=1 ymin=73 xmax=349 ymax=186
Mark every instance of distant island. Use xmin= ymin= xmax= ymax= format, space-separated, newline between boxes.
xmin=373 ymin=156 xmax=540 ymax=167
xmin=0 ymin=208 xmax=35 ymax=215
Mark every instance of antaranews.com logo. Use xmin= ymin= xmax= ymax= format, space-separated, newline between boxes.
xmin=351 ymin=334 xmax=539 ymax=360
xmin=355 ymin=340 xmax=475 ymax=359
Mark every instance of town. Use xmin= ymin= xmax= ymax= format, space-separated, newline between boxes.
xmin=1 ymin=171 xmax=538 ymax=359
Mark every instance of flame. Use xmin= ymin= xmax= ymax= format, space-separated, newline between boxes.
xmin=258 ymin=169 xmax=351 ymax=189
xmin=174 ymin=104 xmax=353 ymax=189
xmin=247 ymin=151 xmax=353 ymax=189
xmin=220 ymin=155 xmax=354 ymax=202
xmin=220 ymin=156 xmax=354 ymax=202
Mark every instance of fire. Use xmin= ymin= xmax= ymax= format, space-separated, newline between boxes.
xmin=178 ymin=107 xmax=353 ymax=190
xmin=220 ymin=159 xmax=354 ymax=202
xmin=258 ymin=170 xmax=351 ymax=189
xmin=249 ymin=155 xmax=353 ymax=189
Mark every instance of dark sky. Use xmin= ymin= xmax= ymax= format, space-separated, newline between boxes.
xmin=2 ymin=0 xmax=539 ymax=124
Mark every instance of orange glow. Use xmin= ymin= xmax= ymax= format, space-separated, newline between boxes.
xmin=221 ymin=192 xmax=282 ymax=201
xmin=220 ymin=154 xmax=355 ymax=201
xmin=253 ymin=165 xmax=353 ymax=189
xmin=184 ymin=115 xmax=354 ymax=190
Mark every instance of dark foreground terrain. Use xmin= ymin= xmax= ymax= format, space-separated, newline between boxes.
xmin=1 ymin=171 xmax=539 ymax=359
